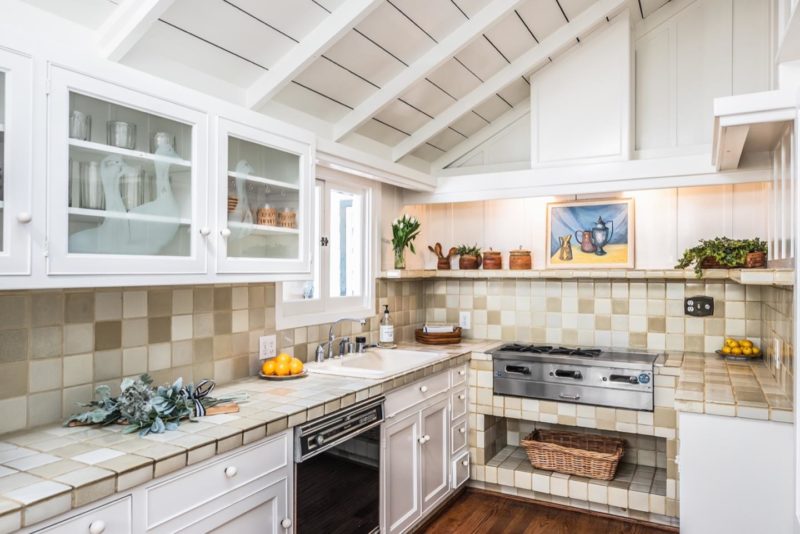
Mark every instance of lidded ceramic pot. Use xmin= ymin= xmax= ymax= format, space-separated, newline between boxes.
xmin=509 ymin=247 xmax=532 ymax=270
xmin=482 ymin=250 xmax=502 ymax=270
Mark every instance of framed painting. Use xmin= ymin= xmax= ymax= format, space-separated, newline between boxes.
xmin=546 ymin=198 xmax=635 ymax=269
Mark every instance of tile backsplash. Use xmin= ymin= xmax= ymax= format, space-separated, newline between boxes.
xmin=0 ymin=280 xmax=424 ymax=434
xmin=0 ymin=276 xmax=791 ymax=435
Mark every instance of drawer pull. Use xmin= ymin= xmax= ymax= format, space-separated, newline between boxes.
xmin=224 ymin=466 xmax=238 ymax=478
xmin=419 ymin=385 xmax=428 ymax=393
xmin=88 ymin=520 xmax=106 ymax=534
xmin=281 ymin=518 xmax=292 ymax=529
xmin=458 ymin=394 xmax=465 ymax=400
xmin=461 ymin=459 xmax=469 ymax=467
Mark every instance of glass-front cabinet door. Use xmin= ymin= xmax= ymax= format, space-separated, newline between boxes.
xmin=216 ymin=118 xmax=312 ymax=274
xmin=47 ymin=66 xmax=207 ymax=275
xmin=0 ymin=49 xmax=33 ymax=275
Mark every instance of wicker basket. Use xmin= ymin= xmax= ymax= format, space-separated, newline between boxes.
xmin=520 ymin=429 xmax=625 ymax=481
xmin=257 ymin=207 xmax=278 ymax=226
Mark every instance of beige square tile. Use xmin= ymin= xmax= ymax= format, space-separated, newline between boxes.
xmin=148 ymin=317 xmax=171 ymax=344
xmin=0 ymin=296 xmax=28 ymax=330
xmin=28 ymin=391 xmax=61 ymax=427
xmin=29 ymin=359 xmax=62 ymax=393
xmin=94 ymin=349 xmax=122 ymax=381
xmin=172 ymin=340 xmax=193 ymax=367
xmin=248 ymin=286 xmax=265 ymax=309
xmin=30 ymin=326 xmax=62 ymax=360
xmin=65 ymin=293 xmax=94 ymax=324
xmin=95 ymin=292 xmax=122 ymax=321
xmin=194 ymin=287 xmax=214 ymax=313
xmin=95 ymin=321 xmax=122 ymax=350
xmin=193 ymin=313 xmax=213 ymax=338
xmin=0 ymin=362 xmax=28 ymax=399
xmin=172 ymin=289 xmax=194 ymax=315
xmin=63 ymin=353 xmax=93 ymax=387
xmin=0 ymin=329 xmax=28 ymax=363
xmin=214 ymin=287 xmax=232 ymax=311
xmin=122 ymin=291 xmax=147 ymax=319
xmin=64 ymin=324 xmax=93 ymax=355
xmin=232 ymin=310 xmax=249 ymax=333
xmin=122 ymin=318 xmax=148 ymax=348
xmin=148 ymin=343 xmax=171 ymax=371
xmin=0 ymin=397 xmax=26 ymax=434
xmin=232 ymin=286 xmax=249 ymax=310
xmin=62 ymin=385 xmax=93 ymax=418
xmin=172 ymin=315 xmax=193 ymax=341
xmin=148 ymin=289 xmax=172 ymax=317
xmin=193 ymin=338 xmax=213 ymax=363
xmin=31 ymin=293 xmax=64 ymax=327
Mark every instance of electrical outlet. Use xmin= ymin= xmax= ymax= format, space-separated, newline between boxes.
xmin=685 ymin=296 xmax=714 ymax=317
xmin=259 ymin=335 xmax=276 ymax=360
xmin=459 ymin=311 xmax=471 ymax=330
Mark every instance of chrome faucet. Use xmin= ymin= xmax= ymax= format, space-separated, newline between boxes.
xmin=315 ymin=318 xmax=367 ymax=362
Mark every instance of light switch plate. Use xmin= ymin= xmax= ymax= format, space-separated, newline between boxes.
xmin=459 ymin=311 xmax=471 ymax=330
xmin=259 ymin=335 xmax=276 ymax=360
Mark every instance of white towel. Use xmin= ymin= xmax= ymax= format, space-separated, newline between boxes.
xmin=424 ymin=325 xmax=455 ymax=334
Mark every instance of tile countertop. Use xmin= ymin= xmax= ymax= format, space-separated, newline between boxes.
xmin=0 ymin=339 xmax=497 ymax=531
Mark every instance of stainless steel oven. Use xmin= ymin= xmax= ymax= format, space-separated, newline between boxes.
xmin=294 ymin=397 xmax=384 ymax=534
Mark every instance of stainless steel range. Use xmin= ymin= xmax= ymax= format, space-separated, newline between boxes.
xmin=492 ymin=344 xmax=659 ymax=411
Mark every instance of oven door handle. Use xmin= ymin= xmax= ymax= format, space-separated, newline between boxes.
xmin=505 ymin=365 xmax=531 ymax=375
xmin=558 ymin=393 xmax=581 ymax=400
xmin=554 ymin=369 xmax=583 ymax=380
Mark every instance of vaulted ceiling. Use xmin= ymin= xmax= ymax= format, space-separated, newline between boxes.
xmin=24 ymin=0 xmax=670 ymax=172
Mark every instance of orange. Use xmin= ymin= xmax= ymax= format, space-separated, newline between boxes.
xmin=289 ymin=358 xmax=304 ymax=375
xmin=261 ymin=359 xmax=276 ymax=376
xmin=276 ymin=353 xmax=292 ymax=365
xmin=275 ymin=361 xmax=290 ymax=376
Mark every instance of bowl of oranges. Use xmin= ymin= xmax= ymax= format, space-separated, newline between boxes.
xmin=716 ymin=338 xmax=762 ymax=360
xmin=259 ymin=353 xmax=306 ymax=380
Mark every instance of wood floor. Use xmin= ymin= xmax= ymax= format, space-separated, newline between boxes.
xmin=418 ymin=490 xmax=678 ymax=534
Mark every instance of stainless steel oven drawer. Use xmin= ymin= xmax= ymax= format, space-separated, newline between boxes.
xmin=493 ymin=376 xmax=654 ymax=411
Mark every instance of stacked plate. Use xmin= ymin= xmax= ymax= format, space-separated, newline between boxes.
xmin=227 ymin=196 xmax=238 ymax=213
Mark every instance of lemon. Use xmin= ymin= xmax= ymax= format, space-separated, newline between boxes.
xmin=740 ymin=340 xmax=753 ymax=349
xmin=289 ymin=358 xmax=304 ymax=375
xmin=261 ymin=359 xmax=276 ymax=376
xmin=721 ymin=346 xmax=732 ymax=354
xmin=276 ymin=353 xmax=292 ymax=365
xmin=728 ymin=340 xmax=740 ymax=349
xmin=752 ymin=346 xmax=761 ymax=356
xmin=731 ymin=347 xmax=743 ymax=355
xmin=725 ymin=338 xmax=736 ymax=346
xmin=275 ymin=361 xmax=290 ymax=376
xmin=742 ymin=347 xmax=753 ymax=356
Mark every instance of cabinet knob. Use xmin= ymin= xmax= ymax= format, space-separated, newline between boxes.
xmin=16 ymin=212 xmax=32 ymax=224
xmin=462 ymin=459 xmax=469 ymax=467
xmin=458 ymin=370 xmax=466 ymax=376
xmin=418 ymin=434 xmax=430 ymax=444
xmin=220 ymin=228 xmax=232 ymax=238
xmin=199 ymin=227 xmax=211 ymax=236
xmin=459 ymin=427 xmax=466 ymax=434
xmin=458 ymin=394 xmax=465 ymax=400
xmin=281 ymin=518 xmax=292 ymax=529
xmin=224 ymin=466 xmax=238 ymax=478
xmin=419 ymin=385 xmax=428 ymax=393
xmin=88 ymin=520 xmax=106 ymax=534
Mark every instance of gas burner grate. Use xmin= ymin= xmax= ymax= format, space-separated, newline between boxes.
xmin=548 ymin=347 xmax=602 ymax=358
xmin=498 ymin=344 xmax=602 ymax=357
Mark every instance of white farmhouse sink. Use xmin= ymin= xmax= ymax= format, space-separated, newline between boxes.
xmin=305 ymin=348 xmax=447 ymax=379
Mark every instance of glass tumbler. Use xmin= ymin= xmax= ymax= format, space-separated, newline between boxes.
xmin=69 ymin=111 xmax=92 ymax=141
xmin=107 ymin=121 xmax=136 ymax=150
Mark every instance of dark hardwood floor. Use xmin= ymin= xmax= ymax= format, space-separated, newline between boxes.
xmin=417 ymin=490 xmax=678 ymax=534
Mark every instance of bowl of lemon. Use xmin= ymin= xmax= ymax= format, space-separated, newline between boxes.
xmin=716 ymin=338 xmax=762 ymax=360
xmin=259 ymin=353 xmax=307 ymax=380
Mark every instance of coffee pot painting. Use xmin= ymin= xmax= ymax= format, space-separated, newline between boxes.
xmin=546 ymin=199 xmax=634 ymax=269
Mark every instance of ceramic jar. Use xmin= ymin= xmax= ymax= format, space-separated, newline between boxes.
xmin=509 ymin=248 xmax=532 ymax=270
xmin=482 ymin=250 xmax=502 ymax=270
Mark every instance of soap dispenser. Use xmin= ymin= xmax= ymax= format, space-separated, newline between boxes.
xmin=379 ymin=304 xmax=394 ymax=348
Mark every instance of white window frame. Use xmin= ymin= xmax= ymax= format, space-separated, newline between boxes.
xmin=276 ymin=166 xmax=379 ymax=330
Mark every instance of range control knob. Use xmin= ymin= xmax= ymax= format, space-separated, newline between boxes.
xmin=629 ymin=376 xmax=639 ymax=384
xmin=638 ymin=373 xmax=651 ymax=384
xmin=315 ymin=435 xmax=325 ymax=447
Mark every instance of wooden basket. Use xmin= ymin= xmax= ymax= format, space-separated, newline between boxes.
xmin=415 ymin=327 xmax=462 ymax=345
xmin=278 ymin=210 xmax=297 ymax=229
xmin=257 ymin=207 xmax=278 ymax=226
xmin=520 ymin=429 xmax=625 ymax=481
xmin=701 ymin=251 xmax=766 ymax=270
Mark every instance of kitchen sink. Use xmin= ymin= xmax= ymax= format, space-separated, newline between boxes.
xmin=305 ymin=348 xmax=447 ymax=379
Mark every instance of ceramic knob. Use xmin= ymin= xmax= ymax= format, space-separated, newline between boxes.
xmin=199 ymin=227 xmax=211 ymax=236
xmin=281 ymin=518 xmax=292 ymax=529
xmin=16 ymin=212 xmax=32 ymax=224
xmin=419 ymin=385 xmax=428 ymax=393
xmin=220 ymin=228 xmax=232 ymax=238
xmin=462 ymin=459 xmax=469 ymax=466
xmin=88 ymin=520 xmax=106 ymax=534
xmin=458 ymin=394 xmax=465 ymax=400
xmin=459 ymin=427 xmax=466 ymax=434
xmin=224 ymin=466 xmax=237 ymax=478
xmin=458 ymin=370 xmax=466 ymax=376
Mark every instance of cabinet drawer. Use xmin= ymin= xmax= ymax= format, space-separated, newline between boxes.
xmin=145 ymin=431 xmax=288 ymax=530
xmin=386 ymin=371 xmax=449 ymax=418
xmin=452 ymin=452 xmax=470 ymax=489
xmin=450 ymin=417 xmax=467 ymax=455
xmin=451 ymin=365 xmax=467 ymax=387
xmin=34 ymin=496 xmax=132 ymax=534
xmin=451 ymin=388 xmax=467 ymax=420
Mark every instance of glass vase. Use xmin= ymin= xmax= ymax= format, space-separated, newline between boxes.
xmin=393 ymin=249 xmax=406 ymax=270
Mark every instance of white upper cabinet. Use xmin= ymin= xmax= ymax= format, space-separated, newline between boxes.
xmin=0 ymin=48 xmax=33 ymax=275
xmin=47 ymin=66 xmax=208 ymax=275
xmin=215 ymin=118 xmax=312 ymax=274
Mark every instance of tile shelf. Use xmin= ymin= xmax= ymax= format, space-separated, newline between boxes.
xmin=68 ymin=138 xmax=192 ymax=168
xmin=379 ymin=268 xmax=795 ymax=286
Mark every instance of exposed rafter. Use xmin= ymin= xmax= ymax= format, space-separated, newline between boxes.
xmin=245 ymin=0 xmax=383 ymax=110
xmin=332 ymin=0 xmax=527 ymax=142
xmin=391 ymin=0 xmax=627 ymax=162
xmin=433 ymin=99 xmax=531 ymax=171
xmin=96 ymin=0 xmax=177 ymax=61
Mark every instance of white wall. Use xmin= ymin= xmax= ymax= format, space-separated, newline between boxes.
xmin=383 ymin=184 xmax=768 ymax=271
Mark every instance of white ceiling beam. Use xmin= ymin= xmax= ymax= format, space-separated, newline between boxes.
xmin=332 ymin=0 xmax=527 ymax=141
xmin=96 ymin=0 xmax=177 ymax=61
xmin=245 ymin=0 xmax=383 ymax=110
xmin=432 ymin=99 xmax=530 ymax=171
xmin=391 ymin=0 xmax=627 ymax=162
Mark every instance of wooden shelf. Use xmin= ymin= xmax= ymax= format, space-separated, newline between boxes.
xmin=69 ymin=139 xmax=192 ymax=169
xmin=227 ymin=221 xmax=299 ymax=235
xmin=227 ymin=170 xmax=299 ymax=191
xmin=379 ymin=268 xmax=794 ymax=286
xmin=68 ymin=207 xmax=191 ymax=225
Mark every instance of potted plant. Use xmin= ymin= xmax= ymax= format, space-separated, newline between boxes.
xmin=391 ymin=214 xmax=421 ymax=269
xmin=675 ymin=237 xmax=767 ymax=278
xmin=456 ymin=244 xmax=482 ymax=270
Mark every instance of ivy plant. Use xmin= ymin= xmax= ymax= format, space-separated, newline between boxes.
xmin=675 ymin=237 xmax=767 ymax=278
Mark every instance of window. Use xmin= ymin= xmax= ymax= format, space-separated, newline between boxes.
xmin=277 ymin=167 xmax=378 ymax=329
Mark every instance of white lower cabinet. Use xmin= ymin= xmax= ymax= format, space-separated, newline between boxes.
xmin=381 ymin=365 xmax=469 ymax=534
xmin=25 ymin=430 xmax=293 ymax=534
